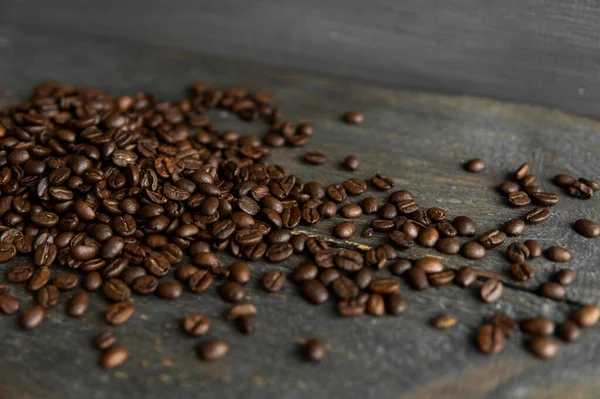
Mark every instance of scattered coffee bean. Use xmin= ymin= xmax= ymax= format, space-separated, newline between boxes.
xmin=555 ymin=269 xmax=576 ymax=286
xmin=342 ymin=111 xmax=364 ymax=124
xmin=362 ymin=228 xmax=374 ymax=238
xmin=99 ymin=346 xmax=129 ymax=369
xmin=546 ymin=246 xmax=570 ymax=262
xmin=428 ymin=270 xmax=455 ymax=286
xmin=521 ymin=316 xmax=555 ymax=336
xmin=579 ymin=177 xmax=599 ymax=191
xmin=303 ymin=151 xmax=327 ymax=165
xmin=333 ymin=221 xmax=357 ymax=239
xmin=432 ymin=314 xmax=457 ymax=329
xmin=569 ymin=180 xmax=593 ymax=199
xmin=477 ymin=324 xmax=504 ymax=354
xmin=479 ymin=229 xmax=506 ymax=249
xmin=37 ymin=284 xmax=60 ymax=308
xmin=407 ymin=268 xmax=429 ymax=291
xmin=524 ymin=240 xmax=542 ymax=258
xmin=0 ymin=295 xmax=21 ymax=315
xmin=198 ymin=339 xmax=229 ymax=361
xmin=68 ymin=291 xmax=90 ymax=317
xmin=361 ymin=197 xmax=379 ymax=214
xmin=498 ymin=181 xmax=520 ymax=195
xmin=291 ymin=263 xmax=319 ymax=283
xmin=574 ymin=219 xmax=600 ymax=238
xmin=418 ymin=226 xmax=439 ymax=248
xmin=389 ymin=259 xmax=412 ymax=276
xmin=354 ymin=268 xmax=373 ymax=290
xmin=452 ymin=216 xmax=476 ymax=237
xmin=490 ymin=312 xmax=518 ymax=338
xmin=184 ymin=313 xmax=211 ymax=336
xmin=304 ymin=339 xmax=326 ymax=362
xmin=480 ymin=279 xmax=503 ymax=303
xmin=385 ymin=293 xmax=407 ymax=315
xmin=319 ymin=269 xmax=341 ymax=287
xmin=301 ymin=280 xmax=329 ymax=304
xmin=219 ymin=281 xmax=247 ymax=303
xmin=389 ymin=230 xmax=413 ymax=250
xmin=366 ymin=293 xmax=385 ymax=316
xmin=528 ymin=337 xmax=557 ymax=359
xmin=556 ymin=320 xmax=581 ymax=343
xmin=378 ymin=203 xmax=397 ymax=219
xmin=525 ymin=207 xmax=550 ymax=224
xmin=105 ymin=301 xmax=134 ymax=326
xmin=455 ymin=266 xmax=477 ymax=287
xmin=263 ymin=270 xmax=286 ymax=292
xmin=235 ymin=316 xmax=254 ymax=334
xmin=505 ymin=219 xmax=525 ymax=237
xmin=371 ymin=174 xmax=394 ymax=191
xmin=156 ymin=281 xmax=183 ymax=299
xmin=515 ymin=163 xmax=529 ymax=179
xmin=531 ymin=192 xmax=559 ymax=207
xmin=507 ymin=191 xmax=531 ymax=207
xmin=461 ymin=242 xmax=486 ymax=260
xmin=553 ymin=173 xmax=575 ymax=187
xmin=226 ymin=304 xmax=257 ymax=320
xmin=540 ymin=282 xmax=565 ymax=301
xmin=19 ymin=305 xmax=46 ymax=330
xmin=464 ymin=158 xmax=485 ymax=173
xmin=510 ymin=262 xmax=535 ymax=281
xmin=571 ymin=305 xmax=600 ymax=327
xmin=95 ymin=330 xmax=117 ymax=350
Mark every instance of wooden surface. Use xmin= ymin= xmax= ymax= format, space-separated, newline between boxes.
xmin=1 ymin=22 xmax=600 ymax=399
xmin=2 ymin=1 xmax=600 ymax=119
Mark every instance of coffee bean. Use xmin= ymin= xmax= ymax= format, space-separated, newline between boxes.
xmin=461 ymin=242 xmax=486 ymax=260
xmin=333 ymin=221 xmax=357 ymax=239
xmin=579 ymin=177 xmax=600 ymax=191
xmin=219 ymin=280 xmax=246 ymax=303
xmin=571 ymin=305 xmax=600 ymax=327
xmin=0 ymin=295 xmax=20 ymax=315
xmin=339 ymin=204 xmax=363 ymax=219
xmin=263 ymin=270 xmax=286 ymax=292
xmin=435 ymin=237 xmax=460 ymax=254
xmin=546 ymin=246 xmax=570 ymax=262
xmin=371 ymin=219 xmax=395 ymax=232
xmin=569 ymin=180 xmax=593 ymax=199
xmin=556 ymin=320 xmax=581 ymax=343
xmin=314 ymin=248 xmax=337 ymax=268
xmin=343 ymin=178 xmax=367 ymax=195
xmin=226 ymin=304 xmax=257 ymax=321
xmin=352 ymin=268 xmax=372 ymax=290
xmin=452 ymin=216 xmax=476 ymax=237
xmin=464 ymin=158 xmax=485 ymax=173
xmin=368 ymin=277 xmax=400 ymax=294
xmin=34 ymin=242 xmax=56 ymax=267
xmin=389 ymin=259 xmax=412 ymax=276
xmin=303 ymin=150 xmax=327 ymax=165
xmin=198 ymin=339 xmax=229 ymax=361
xmin=95 ymin=330 xmax=117 ymax=350
xmin=371 ymin=174 xmax=393 ymax=191
xmin=228 ymin=262 xmax=251 ymax=285
xmin=574 ymin=219 xmax=600 ymax=238
xmin=498 ymin=181 xmax=520 ymax=195
xmin=105 ymin=301 xmax=134 ymax=326
xmin=506 ymin=242 xmax=530 ymax=263
xmin=37 ymin=284 xmax=60 ymax=308
xmin=83 ymin=271 xmax=103 ymax=291
xmin=0 ymin=242 xmax=18 ymax=262
xmin=301 ymin=279 xmax=329 ymax=304
xmin=531 ymin=192 xmax=559 ymax=207
xmin=183 ymin=313 xmax=211 ymax=336
xmin=521 ymin=316 xmax=555 ymax=336
xmin=103 ymin=279 xmax=130 ymax=301
xmin=156 ymin=281 xmax=182 ymax=299
xmin=266 ymin=243 xmax=293 ymax=262
xmin=428 ymin=270 xmax=455 ymax=286
xmin=414 ymin=257 xmax=443 ymax=274
xmin=385 ymin=293 xmax=407 ymax=315
xmin=477 ymin=324 xmax=504 ymax=354
xmin=540 ymin=282 xmax=565 ymax=301
xmin=397 ymin=200 xmax=419 ymax=215
xmin=510 ymin=262 xmax=535 ymax=281
xmin=53 ymin=272 xmax=79 ymax=291
xmin=490 ymin=312 xmax=518 ymax=338
xmin=435 ymin=221 xmax=457 ymax=239
xmin=304 ymin=339 xmax=326 ymax=362
xmin=290 ymin=233 xmax=309 ymax=253
xmin=343 ymin=155 xmax=360 ymax=171
xmin=99 ymin=346 xmax=129 ymax=369
xmin=528 ymin=337 xmax=557 ymax=359
xmin=455 ymin=266 xmax=477 ymax=287
xmin=342 ymin=111 xmax=364 ymax=124
xmin=319 ymin=269 xmax=341 ymax=286
xmin=8 ymin=263 xmax=34 ymax=282
xmin=388 ymin=231 xmax=413 ymax=250
xmin=337 ymin=295 xmax=367 ymax=317
xmin=376 ymin=203 xmax=396 ymax=220
xmin=362 ymin=228 xmax=374 ymax=238
xmin=524 ymin=239 xmax=542 ymax=258
xmin=68 ymin=291 xmax=89 ymax=317
xmin=326 ymin=184 xmax=346 ymax=203
xmin=318 ymin=201 xmax=337 ymax=218
xmin=335 ymin=249 xmax=364 ymax=271
xmin=507 ymin=191 xmax=531 ymax=207
xmin=553 ymin=173 xmax=576 ymax=187
xmin=291 ymin=263 xmax=318 ymax=283
xmin=407 ymin=267 xmax=429 ymax=291
xmin=479 ymin=229 xmax=506 ymax=249
xmin=332 ymin=275 xmax=359 ymax=299
xmin=361 ymin=197 xmax=379 ymax=214
xmin=480 ymin=279 xmax=503 ymax=303
xmin=432 ymin=314 xmax=457 ymax=329
xmin=27 ymin=266 xmax=50 ymax=291
xmin=19 ymin=305 xmax=47 ymax=330
xmin=418 ymin=226 xmax=439 ymax=248
xmin=555 ymin=269 xmax=576 ymax=286
xmin=524 ymin=207 xmax=550 ymax=225
xmin=504 ymin=219 xmax=525 ymax=237
xmin=366 ymin=293 xmax=385 ymax=316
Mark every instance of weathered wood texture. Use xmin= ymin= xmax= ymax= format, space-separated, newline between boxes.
xmin=0 ymin=22 xmax=600 ymax=399
xmin=2 ymin=1 xmax=600 ymax=119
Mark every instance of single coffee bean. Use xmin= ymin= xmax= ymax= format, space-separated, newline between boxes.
xmin=574 ymin=219 xmax=600 ymax=238
xmin=480 ymin=279 xmax=503 ymax=303
xmin=525 ymin=207 xmax=551 ymax=224
xmin=455 ymin=266 xmax=477 ymax=287
xmin=385 ymin=292 xmax=407 ymax=315
xmin=37 ymin=284 xmax=60 ymax=308
xmin=452 ymin=216 xmax=476 ymax=237
xmin=156 ymin=281 xmax=183 ymax=299
xmin=435 ymin=237 xmax=460 ymax=255
xmin=290 ymin=233 xmax=309 ymax=253
xmin=342 ymin=111 xmax=364 ymax=124
xmin=524 ymin=240 xmax=542 ymax=258
xmin=0 ymin=242 xmax=17 ymax=262
xmin=183 ymin=313 xmax=211 ymax=336
xmin=8 ymin=263 xmax=34 ymax=282
xmin=556 ymin=320 xmax=581 ymax=343
xmin=303 ymin=150 xmax=327 ymax=165
xmin=332 ymin=275 xmax=359 ymax=299
xmin=418 ymin=226 xmax=439 ymax=248
xmin=99 ymin=346 xmax=129 ymax=369
xmin=337 ymin=295 xmax=367 ymax=317
xmin=326 ymin=184 xmax=346 ymax=203
xmin=397 ymin=200 xmax=419 ymax=215
xmin=68 ymin=291 xmax=89 ymax=317
xmin=95 ymin=330 xmax=117 ymax=350
xmin=219 ymin=281 xmax=247 ymax=303
xmin=339 ymin=204 xmax=362 ymax=219
xmin=304 ymin=339 xmax=326 ymax=362
xmin=510 ymin=262 xmax=535 ymax=281
xmin=366 ymin=293 xmax=385 ymax=316
xmin=461 ymin=242 xmax=486 ymax=260
xmin=335 ymin=249 xmax=364 ymax=271
xmin=389 ymin=259 xmax=411 ymax=276
xmin=105 ymin=301 xmax=134 ymax=326
xmin=27 ymin=266 xmax=51 ymax=291
xmin=301 ymin=279 xmax=329 ymax=304
xmin=490 ymin=312 xmax=518 ymax=338
xmin=377 ymin=203 xmax=397 ymax=220
xmin=436 ymin=221 xmax=457 ymax=238
xmin=262 ymin=270 xmax=286 ymax=292
xmin=343 ymin=155 xmax=360 ymax=171
xmin=571 ymin=305 xmax=600 ymax=327
xmin=477 ymin=324 xmax=504 ymax=354
xmin=464 ymin=158 xmax=485 ymax=173
xmin=506 ymin=242 xmax=530 ymax=263
xmin=266 ymin=243 xmax=293 ymax=262
xmin=351 ymin=268 xmax=372 ymax=290
xmin=428 ymin=270 xmax=456 ymax=286
xmin=514 ymin=162 xmax=530 ymax=179
xmin=479 ymin=229 xmax=506 ymax=249
xmin=388 ymin=230 xmax=413 ymax=250
xmin=555 ymin=269 xmax=576 ymax=286
xmin=333 ymin=221 xmax=357 ymax=239
xmin=407 ymin=267 xmax=429 ymax=291
xmin=414 ymin=257 xmax=444 ymax=274
xmin=507 ymin=191 xmax=531 ymax=207
xmin=361 ymin=197 xmax=379 ymax=214
xmin=53 ymin=272 xmax=79 ymax=291
xmin=318 ymin=201 xmax=337 ymax=218
xmin=553 ymin=173 xmax=575 ymax=187
xmin=369 ymin=277 xmax=400 ymax=294
xmin=388 ymin=190 xmax=413 ymax=204
xmin=290 ymin=263 xmax=317 ymax=283
xmin=520 ymin=174 xmax=537 ymax=187
xmin=228 ymin=262 xmax=251 ymax=285
xmin=19 ymin=305 xmax=47 ymax=330
xmin=521 ymin=316 xmax=555 ymax=336
xmin=569 ymin=180 xmax=593 ymax=199
xmin=498 ymin=181 xmax=520 ymax=195
xmin=226 ymin=304 xmax=257 ymax=320
xmin=343 ymin=178 xmax=367 ymax=195
xmin=371 ymin=173 xmax=393 ymax=191
xmin=540 ymin=282 xmax=565 ymax=301
xmin=528 ymin=337 xmax=557 ymax=359
xmin=83 ymin=271 xmax=103 ymax=291
xmin=319 ymin=269 xmax=341 ymax=287
xmin=531 ymin=192 xmax=559 ymax=206
xmin=546 ymin=246 xmax=570 ymax=262
xmin=0 ymin=295 xmax=21 ymax=315
xmin=432 ymin=314 xmax=457 ymax=329
xmin=579 ymin=177 xmax=600 ymax=191
xmin=103 ymin=279 xmax=131 ymax=301
xmin=505 ymin=219 xmax=525 ymax=237
xmin=197 ymin=339 xmax=229 ymax=361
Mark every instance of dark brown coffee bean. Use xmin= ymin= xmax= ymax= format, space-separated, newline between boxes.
xmin=388 ymin=230 xmax=413 ymax=250
xmin=31 ymin=211 xmax=59 ymax=228
xmin=27 ymin=266 xmax=51 ymax=291
xmin=68 ymin=291 xmax=89 ymax=317
xmin=361 ymin=197 xmax=379 ymax=214
xmin=103 ymin=279 xmax=131 ymax=301
xmin=343 ymin=178 xmax=367 ymax=195
xmin=83 ymin=271 xmax=103 ymax=291
xmin=428 ymin=270 xmax=455 ymax=286
xmin=389 ymin=259 xmax=411 ymax=276
xmin=371 ymin=219 xmax=395 ymax=232
xmin=95 ymin=330 xmax=117 ymax=350
xmin=396 ymin=200 xmax=419 ymax=215
xmin=144 ymin=252 xmax=172 ymax=276
xmin=555 ymin=269 xmax=576 ymax=286
xmin=507 ymin=191 xmax=531 ymax=207
xmin=0 ymin=295 xmax=21 ymax=315
xmin=219 ymin=281 xmax=246 ymax=303
xmin=326 ymin=184 xmax=346 ymax=203
xmin=556 ymin=320 xmax=581 ymax=343
xmin=266 ymin=243 xmax=293 ymax=262
xmin=479 ymin=229 xmax=506 ymax=249
xmin=342 ymin=111 xmax=364 ymax=124
xmin=569 ymin=180 xmax=594 ymax=199
xmin=338 ymin=204 xmax=362 ymax=219
xmin=527 ymin=337 xmax=557 ymax=359
xmin=227 ymin=262 xmax=251 ymax=285
xmin=417 ymin=226 xmax=439 ymax=248
xmin=102 ymin=258 xmax=129 ymax=279
xmin=337 ymin=295 xmax=367 ymax=317
xmin=105 ymin=301 xmax=134 ymax=326
xmin=366 ymin=293 xmax=385 ymax=316
xmin=571 ymin=305 xmax=600 ymax=327
xmin=531 ymin=192 xmax=559 ymax=207
xmin=99 ymin=346 xmax=129 ymax=369
xmin=335 ymin=249 xmax=364 ymax=271
xmin=504 ymin=219 xmax=525 ymax=237
xmin=524 ymin=239 xmax=542 ymax=258
xmin=461 ymin=241 xmax=486 ymax=260
xmin=368 ymin=277 xmax=399 ymax=294
xmin=19 ymin=305 xmax=47 ymax=330
xmin=362 ymin=228 xmax=374 ymax=238
xmin=289 ymin=264 xmax=316 ymax=283
xmin=480 ymin=279 xmax=503 ymax=303
xmin=519 ymin=173 xmax=536 ymax=187
xmin=263 ymin=270 xmax=286 ymax=292
xmin=198 ymin=339 xmax=229 ymax=361
xmin=414 ymin=257 xmax=444 ymax=274
xmin=546 ymin=246 xmax=570 ymax=262
xmin=8 ymin=263 xmax=33 ymax=282
xmin=506 ymin=242 xmax=530 ymax=263
xmin=318 ymin=269 xmax=340 ymax=287
xmin=225 ymin=304 xmax=257 ymax=322
xmin=132 ymin=275 xmax=158 ymax=295
xmin=330 ymin=275 xmax=358 ymax=299
xmin=156 ymin=281 xmax=182 ymax=299
xmin=343 ymin=155 xmax=360 ymax=171
xmin=553 ymin=173 xmax=576 ymax=187
xmin=371 ymin=173 xmax=393 ymax=191
xmin=432 ymin=314 xmax=457 ymax=329
xmin=510 ymin=262 xmax=535 ymax=281
xmin=317 ymin=201 xmax=337 ymax=219
xmin=435 ymin=237 xmax=460 ymax=254
xmin=579 ymin=177 xmax=600 ymax=191
xmin=53 ymin=272 xmax=78 ymax=290
xmin=37 ymin=284 xmax=60 ymax=307
xmin=377 ymin=203 xmax=396 ymax=220
xmin=385 ymin=293 xmax=407 ymax=315
xmin=464 ymin=158 xmax=485 ymax=173
xmin=452 ymin=216 xmax=476 ymax=237
xmin=525 ymin=207 xmax=551 ymax=225
xmin=574 ymin=219 xmax=600 ymax=238
xmin=34 ymin=242 xmax=57 ymax=267
xmin=301 ymin=207 xmax=320 ymax=225
xmin=455 ymin=266 xmax=477 ymax=287
xmin=490 ymin=312 xmax=518 ymax=338
xmin=301 ymin=279 xmax=329 ymax=304
xmin=477 ymin=324 xmax=504 ymax=354
xmin=407 ymin=267 xmax=429 ymax=291
xmin=303 ymin=339 xmax=326 ymax=362
xmin=333 ymin=221 xmax=357 ymax=239
xmin=498 ymin=181 xmax=520 ymax=195
xmin=540 ymin=282 xmax=565 ymax=301
xmin=183 ymin=313 xmax=211 ymax=336
xmin=521 ymin=316 xmax=555 ymax=336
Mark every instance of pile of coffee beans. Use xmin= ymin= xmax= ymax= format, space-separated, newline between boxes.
xmin=0 ymin=82 xmax=598 ymax=370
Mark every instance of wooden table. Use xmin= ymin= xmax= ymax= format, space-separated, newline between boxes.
xmin=1 ymin=22 xmax=600 ymax=399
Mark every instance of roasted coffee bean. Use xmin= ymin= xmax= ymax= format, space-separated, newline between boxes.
xmin=362 ymin=228 xmax=374 ymax=238
xmin=428 ymin=270 xmax=455 ymax=286
xmin=339 ymin=204 xmax=362 ymax=219
xmin=524 ymin=239 xmax=542 ymax=258
xmin=388 ymin=231 xmax=413 ymax=250
xmin=304 ymin=339 xmax=326 ymax=362
xmin=361 ymin=197 xmax=379 ymax=214
xmin=319 ymin=269 xmax=341 ymax=286
xmin=335 ymin=249 xmax=363 ymax=271
xmin=432 ymin=314 xmax=457 ymax=329
xmin=175 ymin=264 xmax=199 ymax=283
xmin=105 ymin=301 xmax=134 ymax=326
xmin=555 ymin=269 xmax=576 ymax=286
xmin=371 ymin=173 xmax=393 ymax=191
xmin=490 ymin=312 xmax=518 ymax=338
xmin=452 ymin=216 xmax=476 ymax=237
xmin=540 ymin=282 xmax=565 ymax=301
xmin=68 ymin=291 xmax=89 ymax=317
xmin=19 ymin=305 xmax=47 ymax=330
xmin=301 ymin=206 xmax=320 ymax=225
xmin=333 ymin=221 xmax=357 ymax=239
xmin=326 ymin=184 xmax=346 ymax=203
xmin=397 ymin=200 xmax=419 ymax=215
xmin=513 ymin=163 xmax=529 ymax=179
xmin=389 ymin=259 xmax=412 ymax=276
xmin=342 ymin=111 xmax=364 ymax=124
xmin=219 ymin=281 xmax=247 ymax=303
xmin=507 ymin=191 xmax=531 ymax=207
xmin=31 ymin=211 xmax=59 ymax=228
xmin=461 ymin=241 xmax=486 ymax=260
xmin=521 ymin=316 xmax=555 ymax=336
xmin=266 ymin=243 xmax=293 ymax=262
xmin=531 ymin=192 xmax=559 ymax=207
xmin=418 ymin=226 xmax=439 ymax=248
xmin=371 ymin=219 xmax=395 ymax=232
xmin=229 ymin=262 xmax=251 ymax=285
xmin=183 ymin=313 xmax=211 ymax=336
xmin=132 ymin=275 xmax=158 ymax=295
xmin=368 ymin=277 xmax=400 ymax=294
xmin=366 ymin=293 xmax=385 ymax=316
xmin=553 ymin=173 xmax=576 ymax=187
xmin=34 ymin=242 xmax=57 ymax=267
xmin=385 ymin=293 xmax=406 ymax=315
xmin=525 ymin=207 xmax=551 ymax=225
xmin=528 ymin=337 xmax=557 ymax=359
xmin=353 ymin=268 xmax=373 ymax=290
xmin=477 ymin=324 xmax=504 ymax=354
xmin=480 ymin=279 xmax=503 ymax=303
xmin=546 ymin=246 xmax=570 ymax=262
xmin=262 ymin=270 xmax=286 ymax=292
xmin=579 ymin=177 xmax=599 ymax=191
xmin=99 ymin=347 xmax=129 ymax=369
xmin=337 ymin=295 xmax=367 ymax=317
xmin=464 ymin=158 xmax=485 ymax=173
xmin=343 ymin=155 xmax=360 ymax=171
xmin=343 ymin=178 xmax=367 ymax=195
xmin=291 ymin=263 xmax=318 ymax=283
xmin=82 ymin=271 xmax=103 ymax=291
xmin=455 ymin=266 xmax=477 ymax=287
xmin=301 ymin=279 xmax=329 ymax=304
xmin=156 ymin=281 xmax=182 ymax=299
xmin=103 ymin=279 xmax=131 ymax=301
xmin=479 ymin=229 xmax=506 ymax=249
xmin=376 ymin=203 xmax=396 ymax=220
xmin=331 ymin=275 xmax=359 ymax=299
xmin=435 ymin=237 xmax=460 ymax=254
xmin=510 ymin=262 xmax=535 ymax=281
xmin=0 ymin=295 xmax=21 ymax=315
xmin=226 ymin=304 xmax=257 ymax=321
xmin=188 ymin=269 xmax=213 ymax=293
xmin=198 ymin=339 xmax=229 ymax=361
xmin=574 ymin=219 xmax=600 ymax=238
xmin=506 ymin=242 xmax=530 ymax=263
xmin=37 ymin=284 xmax=60 ymax=307
xmin=556 ymin=320 xmax=581 ymax=343
xmin=415 ymin=257 xmax=444 ymax=274
xmin=407 ymin=267 xmax=429 ymax=291
xmin=27 ymin=266 xmax=51 ymax=291
xmin=498 ymin=181 xmax=520 ymax=195
xmin=53 ymin=272 xmax=79 ymax=290
xmin=569 ymin=180 xmax=594 ymax=199
xmin=571 ymin=305 xmax=600 ymax=327
xmin=318 ymin=201 xmax=337 ymax=218
xmin=290 ymin=233 xmax=309 ymax=253
xmin=8 ymin=263 xmax=33 ymax=282
xmin=504 ymin=219 xmax=525 ymax=237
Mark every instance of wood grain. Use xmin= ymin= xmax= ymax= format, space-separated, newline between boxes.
xmin=0 ymin=22 xmax=599 ymax=399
